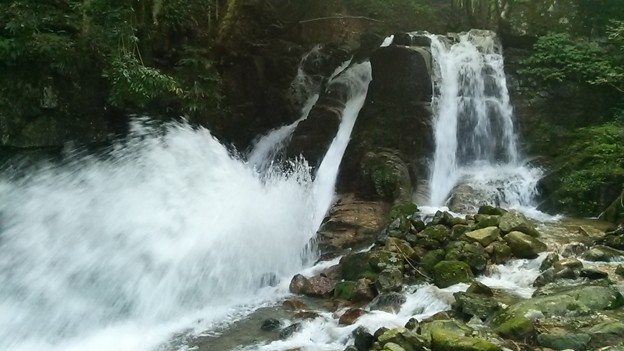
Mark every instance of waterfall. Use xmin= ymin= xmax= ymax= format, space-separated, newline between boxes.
xmin=0 ymin=62 xmax=371 ymax=351
xmin=248 ymin=47 xmax=352 ymax=172
xmin=426 ymin=30 xmax=540 ymax=210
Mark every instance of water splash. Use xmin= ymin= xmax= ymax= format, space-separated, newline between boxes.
xmin=426 ymin=30 xmax=538 ymax=209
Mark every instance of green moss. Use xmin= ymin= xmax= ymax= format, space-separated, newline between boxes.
xmin=334 ymin=281 xmax=357 ymax=300
xmin=390 ymin=202 xmax=419 ymax=221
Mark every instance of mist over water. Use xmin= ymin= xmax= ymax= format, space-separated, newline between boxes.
xmin=0 ymin=56 xmax=371 ymax=351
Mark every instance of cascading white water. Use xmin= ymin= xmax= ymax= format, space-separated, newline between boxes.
xmin=248 ymin=47 xmax=352 ymax=172
xmin=0 ymin=62 xmax=371 ymax=351
xmin=426 ymin=30 xmax=539 ymax=209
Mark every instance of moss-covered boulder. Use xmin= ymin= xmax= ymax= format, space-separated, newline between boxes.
xmin=464 ymin=227 xmax=500 ymax=247
xmin=377 ymin=327 xmax=427 ymax=351
xmin=453 ymin=292 xmax=501 ymax=320
xmin=421 ymin=224 xmax=452 ymax=243
xmin=375 ymin=268 xmax=404 ymax=293
xmin=581 ymin=245 xmax=624 ymax=262
xmin=474 ymin=215 xmax=501 ymax=229
xmin=498 ymin=210 xmax=540 ymax=237
xmin=433 ymin=260 xmax=474 ymax=288
xmin=430 ymin=327 xmax=501 ymax=351
xmin=503 ymin=231 xmax=547 ymax=258
xmin=445 ymin=241 xmax=487 ymax=273
xmin=334 ymin=281 xmax=357 ymax=300
xmin=421 ymin=249 xmax=446 ymax=273
xmin=478 ymin=205 xmax=507 ymax=216
xmin=537 ymin=332 xmax=591 ymax=350
xmin=340 ymin=252 xmax=376 ymax=281
xmin=486 ymin=242 xmax=513 ymax=264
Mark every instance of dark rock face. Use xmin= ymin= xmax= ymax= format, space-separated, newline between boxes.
xmin=338 ymin=44 xmax=434 ymax=200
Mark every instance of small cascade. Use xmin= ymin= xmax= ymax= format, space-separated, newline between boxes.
xmin=426 ymin=30 xmax=540 ymax=210
xmin=248 ymin=46 xmax=352 ymax=172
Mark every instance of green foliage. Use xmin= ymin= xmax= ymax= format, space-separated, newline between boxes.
xmin=555 ymin=121 xmax=624 ymax=214
xmin=104 ymin=53 xmax=180 ymax=108
xmin=342 ymin=0 xmax=435 ymax=32
xmin=521 ymin=33 xmax=618 ymax=86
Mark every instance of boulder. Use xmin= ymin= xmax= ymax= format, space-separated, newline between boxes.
xmin=503 ymin=231 xmax=547 ymax=258
xmin=375 ymin=268 xmax=404 ymax=293
xmin=430 ymin=326 xmax=501 ymax=351
xmin=353 ymin=326 xmax=375 ymax=351
xmin=370 ymin=292 xmax=407 ymax=313
xmin=445 ymin=241 xmax=487 ymax=273
xmin=453 ymin=292 xmax=501 ymax=320
xmin=282 ymin=299 xmax=309 ymax=311
xmin=260 ymin=318 xmax=282 ymax=331
xmin=537 ymin=332 xmax=591 ymax=351
xmin=317 ymin=193 xmax=390 ymax=258
xmin=582 ymin=245 xmax=624 ymax=262
xmin=421 ymin=249 xmax=446 ymax=273
xmin=486 ymin=242 xmax=513 ymax=264
xmin=279 ymin=322 xmax=302 ymax=339
xmin=420 ymin=224 xmax=452 ymax=244
xmin=433 ymin=260 xmax=474 ymax=288
xmin=474 ymin=215 xmax=501 ymax=229
xmin=360 ymin=149 xmax=413 ymax=202
xmin=498 ymin=210 xmax=540 ymax=237
xmin=377 ymin=328 xmax=427 ymax=351
xmin=478 ymin=205 xmax=507 ymax=216
xmin=339 ymin=308 xmax=367 ymax=325
xmin=464 ymin=227 xmax=500 ymax=247
xmin=353 ymin=278 xmax=376 ymax=302
xmin=334 ymin=281 xmax=357 ymax=300
xmin=304 ymin=276 xmax=334 ymax=297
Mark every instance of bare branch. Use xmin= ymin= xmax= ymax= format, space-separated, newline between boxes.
xmin=298 ymin=16 xmax=381 ymax=24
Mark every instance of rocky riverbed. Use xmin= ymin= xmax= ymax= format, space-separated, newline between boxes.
xmin=197 ymin=195 xmax=624 ymax=351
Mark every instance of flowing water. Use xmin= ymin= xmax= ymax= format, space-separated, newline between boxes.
xmin=0 ymin=59 xmax=371 ymax=351
xmin=426 ymin=30 xmax=540 ymax=210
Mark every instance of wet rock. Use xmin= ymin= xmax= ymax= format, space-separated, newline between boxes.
xmin=370 ymin=292 xmax=407 ymax=313
xmin=553 ymin=257 xmax=583 ymax=271
xmin=554 ymin=267 xmax=578 ymax=280
xmin=304 ymin=276 xmax=334 ymax=297
xmin=369 ymin=250 xmax=404 ymax=272
xmin=375 ymin=268 xmax=404 ymax=293
xmin=464 ymin=226 xmax=500 ymax=247
xmin=503 ymin=231 xmax=547 ymax=258
xmin=421 ymin=249 xmax=446 ymax=272
xmin=320 ymin=264 xmax=342 ymax=280
xmin=537 ymin=332 xmax=591 ymax=350
xmin=540 ymin=253 xmax=559 ymax=271
xmin=340 ymin=252 xmax=376 ymax=281
xmin=377 ymin=328 xmax=427 ymax=351
xmin=533 ymin=269 xmax=556 ymax=287
xmin=385 ymin=237 xmax=415 ymax=258
xmin=260 ymin=318 xmax=282 ymax=331
xmin=353 ymin=326 xmax=375 ymax=351
xmin=334 ymin=281 xmax=357 ymax=300
xmin=562 ymin=242 xmax=588 ymax=257
xmin=282 ymin=299 xmax=309 ymax=311
xmin=360 ymin=149 xmax=413 ymax=202
xmin=498 ymin=210 xmax=540 ymax=237
xmin=289 ymin=274 xmax=310 ymax=294
xmin=616 ymin=264 xmax=624 ymax=276
xmin=585 ymin=321 xmax=624 ymax=349
xmin=383 ymin=342 xmax=407 ymax=351
xmin=339 ymin=308 xmax=367 ymax=325
xmin=433 ymin=260 xmax=474 ymax=288
xmin=293 ymin=311 xmax=320 ymax=320
xmin=474 ymin=215 xmax=501 ymax=229
xmin=353 ymin=278 xmax=376 ymax=302
xmin=478 ymin=205 xmax=507 ymax=216
xmin=279 ymin=322 xmax=302 ymax=339
xmin=582 ymin=245 xmax=624 ymax=262
xmin=421 ymin=224 xmax=452 ymax=244
xmin=445 ymin=241 xmax=487 ymax=273
xmin=451 ymin=224 xmax=472 ymax=240
xmin=318 ymin=194 xmax=390 ymax=258
xmin=453 ymin=292 xmax=501 ymax=320
xmin=579 ymin=268 xmax=609 ymax=280
xmin=404 ymin=318 xmax=419 ymax=331
xmin=466 ymin=281 xmax=494 ymax=296
xmin=431 ymin=210 xmax=459 ymax=227
xmin=430 ymin=326 xmax=501 ymax=351
xmin=487 ymin=242 xmax=513 ymax=264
